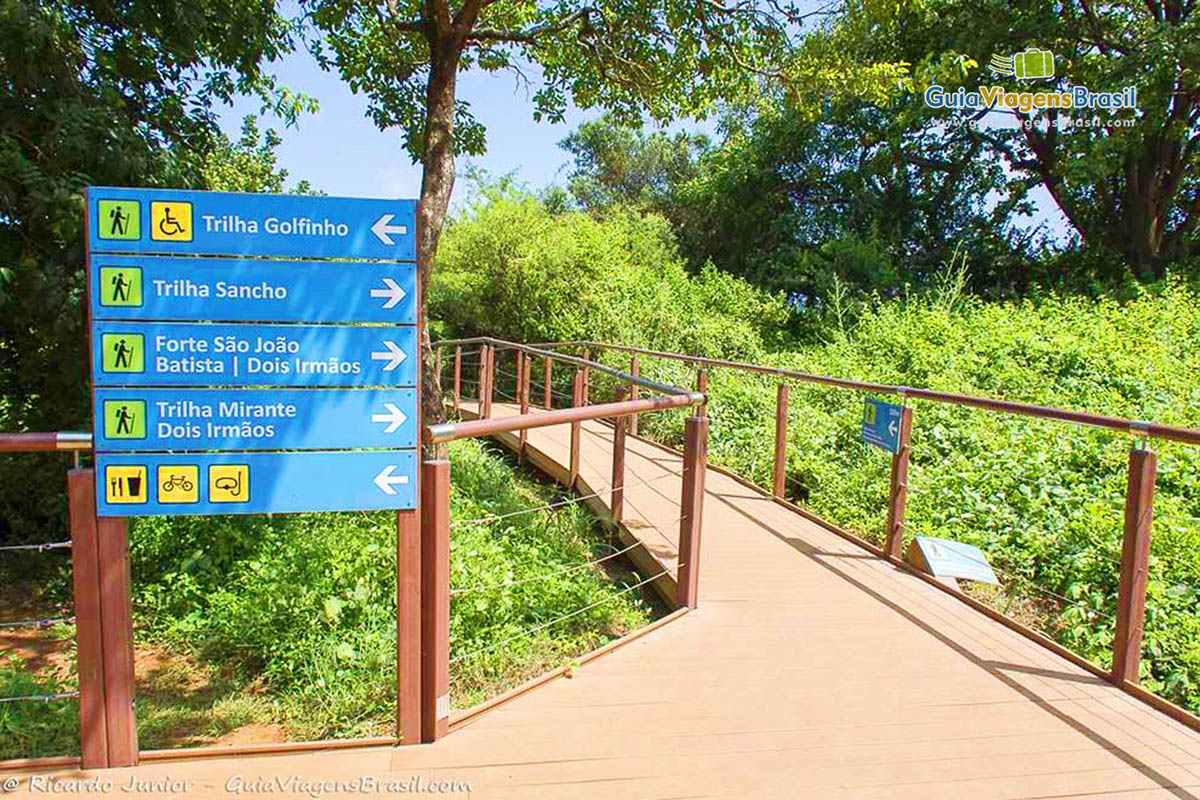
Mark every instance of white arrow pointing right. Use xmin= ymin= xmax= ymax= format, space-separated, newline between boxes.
xmin=371 ymin=214 xmax=409 ymax=246
xmin=369 ymin=277 xmax=407 ymax=310
xmin=371 ymin=402 xmax=409 ymax=434
xmin=370 ymin=340 xmax=408 ymax=371
xmin=373 ymin=465 xmax=410 ymax=495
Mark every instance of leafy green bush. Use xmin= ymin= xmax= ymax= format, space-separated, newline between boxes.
xmin=128 ymin=438 xmax=652 ymax=742
xmin=608 ymin=278 xmax=1200 ymax=710
xmin=431 ymin=183 xmax=792 ymax=359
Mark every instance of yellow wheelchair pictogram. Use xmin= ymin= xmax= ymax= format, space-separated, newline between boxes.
xmin=105 ymin=465 xmax=148 ymax=504
xmin=150 ymin=201 xmax=193 ymax=242
xmin=209 ymin=464 xmax=249 ymax=503
xmin=158 ymin=465 xmax=198 ymax=504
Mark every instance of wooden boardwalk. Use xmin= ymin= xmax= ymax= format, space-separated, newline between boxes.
xmin=15 ymin=402 xmax=1200 ymax=798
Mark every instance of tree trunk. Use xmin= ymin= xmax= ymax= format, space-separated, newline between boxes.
xmin=417 ymin=39 xmax=461 ymax=453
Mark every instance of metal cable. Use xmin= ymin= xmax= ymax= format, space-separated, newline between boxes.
xmin=451 ymin=470 xmax=679 ymax=529
xmin=0 ymin=692 xmax=79 ymax=704
xmin=0 ymin=616 xmax=75 ymax=630
xmin=450 ymin=568 xmax=673 ymax=664
xmin=0 ymin=541 xmax=71 ymax=553
xmin=452 ymin=540 xmax=648 ymax=597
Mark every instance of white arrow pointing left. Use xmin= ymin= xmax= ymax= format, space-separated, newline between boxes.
xmin=371 ymin=214 xmax=409 ymax=246
xmin=888 ymin=419 xmax=899 ymax=438
xmin=371 ymin=403 xmax=409 ymax=434
xmin=369 ymin=277 xmax=407 ymax=310
xmin=373 ymin=465 xmax=410 ymax=495
xmin=371 ymin=340 xmax=408 ymax=371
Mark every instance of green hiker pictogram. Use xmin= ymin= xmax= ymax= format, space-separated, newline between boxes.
xmin=97 ymin=200 xmax=140 ymax=240
xmin=99 ymin=267 xmax=143 ymax=307
xmin=103 ymin=400 xmax=146 ymax=439
xmin=101 ymin=333 xmax=145 ymax=373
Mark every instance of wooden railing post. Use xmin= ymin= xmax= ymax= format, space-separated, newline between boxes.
xmin=420 ymin=459 xmax=451 ymax=742
xmin=581 ymin=348 xmax=591 ymax=406
xmin=97 ymin=512 xmax=137 ymax=766
xmin=1113 ymin=445 xmax=1156 ymax=685
xmin=396 ymin=507 xmax=422 ymax=745
xmin=477 ymin=345 xmax=488 ymax=406
xmin=611 ymin=388 xmax=627 ymax=525
xmin=514 ymin=348 xmax=523 ymax=401
xmin=773 ymin=384 xmax=789 ymax=499
xmin=68 ymin=469 xmax=109 ymax=770
xmin=569 ymin=370 xmax=583 ymax=488
xmin=629 ymin=355 xmax=639 ymax=437
xmin=543 ymin=356 xmax=552 ymax=410
xmin=482 ymin=346 xmax=494 ymax=419
xmin=884 ymin=405 xmax=914 ymax=560
xmin=677 ymin=414 xmax=709 ymax=609
xmin=435 ymin=347 xmax=442 ymax=385
xmin=518 ymin=354 xmax=531 ymax=458
xmin=452 ymin=346 xmax=462 ymax=414
xmin=696 ymin=370 xmax=708 ymax=418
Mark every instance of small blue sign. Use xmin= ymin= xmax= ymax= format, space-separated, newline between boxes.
xmin=93 ymin=388 xmax=417 ymax=452
xmin=87 ymin=187 xmax=416 ymax=261
xmin=90 ymin=255 xmax=416 ymax=324
xmin=96 ymin=451 xmax=417 ymax=517
xmin=861 ymin=398 xmax=905 ymax=453
xmin=912 ymin=537 xmax=999 ymax=584
xmin=92 ymin=321 xmax=416 ymax=387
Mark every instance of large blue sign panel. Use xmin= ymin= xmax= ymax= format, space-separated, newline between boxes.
xmin=95 ymin=451 xmax=417 ymax=517
xmin=91 ymin=321 xmax=416 ymax=387
xmin=90 ymin=255 xmax=416 ymax=324
xmin=86 ymin=187 xmax=417 ymax=261
xmin=861 ymin=397 xmax=904 ymax=453
xmin=93 ymin=388 xmax=417 ymax=452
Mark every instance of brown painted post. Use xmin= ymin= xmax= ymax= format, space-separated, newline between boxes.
xmin=569 ymin=370 xmax=583 ymax=488
xmin=518 ymin=355 xmax=531 ymax=457
xmin=97 ymin=514 xmax=137 ymax=766
xmin=543 ymin=357 xmax=552 ymax=410
xmin=514 ymin=348 xmax=523 ymax=401
xmin=581 ymin=348 xmax=590 ymax=406
xmin=396 ymin=508 xmax=422 ymax=744
xmin=629 ymin=355 xmax=639 ymax=437
xmin=477 ymin=346 xmax=488 ymax=405
xmin=452 ymin=346 xmax=462 ymax=414
xmin=483 ymin=347 xmax=494 ymax=419
xmin=773 ymin=384 xmax=789 ymax=499
xmin=420 ymin=459 xmax=451 ymax=742
xmin=67 ymin=469 xmax=109 ymax=770
xmin=435 ymin=347 xmax=442 ymax=385
xmin=1112 ymin=446 xmax=1156 ymax=684
xmin=611 ymin=389 xmax=627 ymax=525
xmin=696 ymin=370 xmax=708 ymax=418
xmin=677 ymin=414 xmax=709 ymax=609
xmin=884 ymin=405 xmax=914 ymax=560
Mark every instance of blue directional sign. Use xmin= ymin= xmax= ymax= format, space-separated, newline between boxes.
xmin=861 ymin=398 xmax=904 ymax=453
xmin=93 ymin=388 xmax=417 ymax=452
xmin=95 ymin=451 xmax=417 ymax=517
xmin=87 ymin=187 xmax=416 ymax=260
xmin=90 ymin=255 xmax=416 ymax=324
xmin=91 ymin=321 xmax=416 ymax=387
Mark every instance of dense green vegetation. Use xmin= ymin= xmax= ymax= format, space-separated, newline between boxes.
xmin=434 ymin=183 xmax=1200 ymax=712
xmin=0 ymin=439 xmax=653 ymax=757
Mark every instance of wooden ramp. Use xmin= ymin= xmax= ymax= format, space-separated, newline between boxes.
xmin=19 ymin=402 xmax=1200 ymax=798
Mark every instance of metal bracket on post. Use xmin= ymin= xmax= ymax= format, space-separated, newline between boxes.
xmin=677 ymin=414 xmax=709 ymax=609
xmin=1113 ymin=445 xmax=1156 ymax=685
xmin=884 ymin=405 xmax=914 ymax=560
